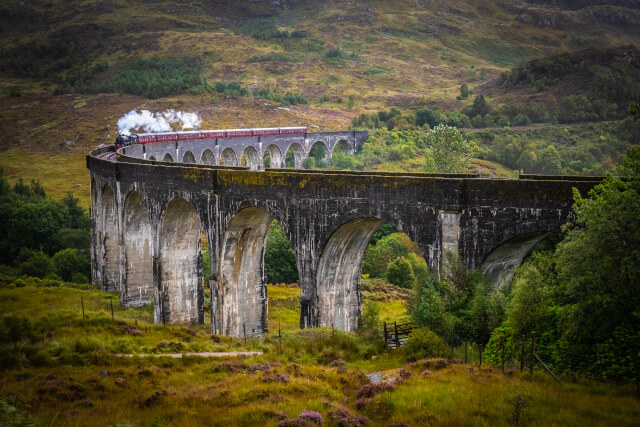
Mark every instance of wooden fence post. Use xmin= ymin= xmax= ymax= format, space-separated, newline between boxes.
xmin=383 ymin=322 xmax=387 ymax=345
xmin=394 ymin=322 xmax=400 ymax=348
xmin=243 ymin=323 xmax=247 ymax=345
xmin=81 ymin=297 xmax=85 ymax=320
xmin=110 ymin=297 xmax=114 ymax=321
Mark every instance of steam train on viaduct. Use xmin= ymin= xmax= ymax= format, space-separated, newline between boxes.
xmin=114 ymin=126 xmax=308 ymax=148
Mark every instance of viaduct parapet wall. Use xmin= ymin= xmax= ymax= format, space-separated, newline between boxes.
xmin=88 ymin=136 xmax=602 ymax=337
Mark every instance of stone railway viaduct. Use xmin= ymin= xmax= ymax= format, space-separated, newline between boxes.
xmin=88 ymin=131 xmax=602 ymax=337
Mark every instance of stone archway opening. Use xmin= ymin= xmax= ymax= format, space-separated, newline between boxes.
xmin=481 ymin=232 xmax=550 ymax=289
xmin=158 ymin=198 xmax=203 ymax=325
xmin=263 ymin=144 xmax=283 ymax=169
xmin=264 ymin=220 xmax=300 ymax=332
xmin=182 ymin=151 xmax=196 ymax=164
xmin=219 ymin=207 xmax=273 ymax=337
xmin=123 ymin=191 xmax=154 ymax=307
xmin=285 ymin=143 xmax=305 ymax=169
xmin=240 ymin=146 xmax=260 ymax=170
xmin=307 ymin=141 xmax=330 ymax=168
xmin=101 ymin=185 xmax=119 ymax=292
xmin=163 ymin=153 xmax=174 ymax=162
xmin=317 ymin=220 xmax=429 ymax=331
xmin=221 ymin=148 xmax=238 ymax=166
xmin=331 ymin=140 xmax=355 ymax=170
xmin=201 ymin=149 xmax=216 ymax=165
xmin=149 ymin=156 xmax=156 ymax=161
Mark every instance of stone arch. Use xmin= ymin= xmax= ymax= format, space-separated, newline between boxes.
xmin=122 ymin=191 xmax=154 ymax=306
xmin=316 ymin=218 xmax=384 ymax=331
xmin=163 ymin=153 xmax=174 ymax=162
xmin=219 ymin=207 xmax=272 ymax=337
xmin=101 ymin=185 xmax=119 ymax=292
xmin=335 ymin=139 xmax=354 ymax=155
xmin=263 ymin=144 xmax=283 ymax=169
xmin=285 ymin=142 xmax=305 ymax=169
xmin=158 ymin=198 xmax=203 ymax=324
xmin=481 ymin=232 xmax=549 ymax=289
xmin=149 ymin=156 xmax=156 ymax=161
xmin=309 ymin=141 xmax=330 ymax=167
xmin=241 ymin=146 xmax=260 ymax=170
xmin=182 ymin=151 xmax=196 ymax=164
xmin=201 ymin=149 xmax=216 ymax=165
xmin=221 ymin=148 xmax=238 ymax=167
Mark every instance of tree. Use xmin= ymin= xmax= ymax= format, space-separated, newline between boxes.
xmin=410 ymin=280 xmax=453 ymax=338
xmin=460 ymin=84 xmax=470 ymax=99
xmin=415 ymin=108 xmax=445 ymax=129
xmin=538 ymin=145 xmax=562 ymax=175
xmin=554 ymin=146 xmax=640 ymax=348
xmin=470 ymin=95 xmax=490 ymax=118
xmin=386 ymin=256 xmax=416 ymax=289
xmin=362 ymin=233 xmax=407 ymax=277
xmin=264 ymin=222 xmax=298 ymax=284
xmin=19 ymin=251 xmax=55 ymax=278
xmin=424 ymin=124 xmax=472 ymax=173
xmin=52 ymin=248 xmax=90 ymax=282
xmin=505 ymin=252 xmax=555 ymax=336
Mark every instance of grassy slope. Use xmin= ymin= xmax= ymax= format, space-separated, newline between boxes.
xmin=1 ymin=0 xmax=639 ymax=205
xmin=1 ymin=281 xmax=638 ymax=426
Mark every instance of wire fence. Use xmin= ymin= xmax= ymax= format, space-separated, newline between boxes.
xmin=78 ymin=295 xmax=154 ymax=324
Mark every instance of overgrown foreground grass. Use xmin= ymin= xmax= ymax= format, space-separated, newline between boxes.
xmin=1 ymin=282 xmax=638 ymax=426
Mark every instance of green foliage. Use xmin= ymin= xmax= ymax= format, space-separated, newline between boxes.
xmin=358 ymin=300 xmax=384 ymax=343
xmin=484 ymin=147 xmax=640 ymax=381
xmin=213 ymin=81 xmax=307 ymax=106
xmin=460 ymin=84 xmax=470 ymax=99
xmin=555 ymin=146 xmax=640 ymax=348
xmin=1 ymin=315 xmax=33 ymax=347
xmin=0 ymin=172 xmax=89 ymax=264
xmin=61 ymin=56 xmax=206 ymax=98
xmin=362 ymin=233 xmax=407 ymax=278
xmin=264 ymin=222 xmax=298 ymax=284
xmin=52 ymin=249 xmax=90 ymax=282
xmin=402 ymin=327 xmax=448 ymax=360
xmin=19 ymin=251 xmax=54 ymax=278
xmin=506 ymin=252 xmax=555 ymax=337
xmin=423 ymin=124 xmax=472 ymax=173
xmin=410 ymin=280 xmax=454 ymax=339
xmin=386 ymin=256 xmax=416 ymax=289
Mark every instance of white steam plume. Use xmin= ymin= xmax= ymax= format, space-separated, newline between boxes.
xmin=117 ymin=109 xmax=202 ymax=135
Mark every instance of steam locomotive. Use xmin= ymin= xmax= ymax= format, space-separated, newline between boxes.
xmin=114 ymin=127 xmax=307 ymax=149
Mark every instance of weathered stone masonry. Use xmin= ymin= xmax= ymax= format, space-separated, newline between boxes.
xmin=88 ymin=137 xmax=601 ymax=337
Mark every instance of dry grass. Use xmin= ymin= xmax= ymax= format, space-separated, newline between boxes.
xmin=0 ymin=282 xmax=638 ymax=426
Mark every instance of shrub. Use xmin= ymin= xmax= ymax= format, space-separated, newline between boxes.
xmin=386 ymin=256 xmax=416 ymax=289
xmin=402 ymin=327 xmax=448 ymax=360
xmin=53 ymin=248 xmax=90 ymax=282
xmin=19 ymin=251 xmax=55 ymax=278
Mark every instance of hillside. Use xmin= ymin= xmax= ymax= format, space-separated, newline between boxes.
xmin=1 ymin=0 xmax=640 ymax=203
